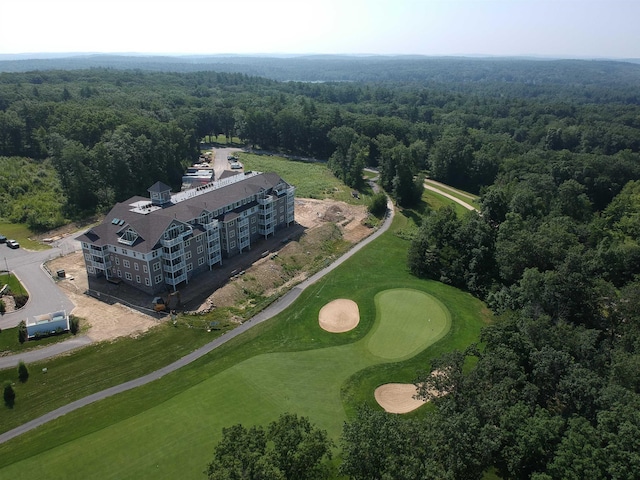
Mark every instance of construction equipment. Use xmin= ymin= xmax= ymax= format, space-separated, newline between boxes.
xmin=152 ymin=291 xmax=181 ymax=312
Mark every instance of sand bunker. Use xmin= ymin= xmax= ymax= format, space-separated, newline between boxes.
xmin=374 ymin=383 xmax=426 ymax=414
xmin=318 ymin=299 xmax=360 ymax=333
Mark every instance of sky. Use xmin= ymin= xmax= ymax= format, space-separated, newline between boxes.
xmin=1 ymin=0 xmax=638 ymax=59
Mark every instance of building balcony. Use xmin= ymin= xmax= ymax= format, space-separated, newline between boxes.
xmin=204 ymin=219 xmax=219 ymax=231
xmin=165 ymin=272 xmax=187 ymax=286
xmin=257 ymin=195 xmax=275 ymax=205
xmin=162 ymin=248 xmax=184 ymax=261
xmin=160 ymin=228 xmax=193 ymax=248
xmin=164 ymin=260 xmax=186 ymax=274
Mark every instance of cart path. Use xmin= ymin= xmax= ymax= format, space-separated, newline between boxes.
xmin=423 ymin=182 xmax=479 ymax=212
xmin=0 ymin=198 xmax=394 ymax=446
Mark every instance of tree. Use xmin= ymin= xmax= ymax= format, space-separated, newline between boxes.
xmin=368 ymin=192 xmax=388 ymax=217
xmin=205 ymin=423 xmax=277 ymax=480
xmin=18 ymin=319 xmax=27 ymax=344
xmin=267 ymin=413 xmax=333 ymax=480
xmin=340 ymin=407 xmax=446 ymax=480
xmin=17 ymin=360 xmax=29 ymax=383
xmin=0 ymin=299 xmax=5 ymax=314
xmin=3 ymin=381 xmax=15 ymax=408
xmin=206 ymin=414 xmax=332 ymax=480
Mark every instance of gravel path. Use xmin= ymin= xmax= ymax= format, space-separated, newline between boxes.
xmin=0 ymin=198 xmax=394 ymax=445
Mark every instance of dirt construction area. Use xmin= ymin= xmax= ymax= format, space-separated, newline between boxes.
xmin=46 ymin=198 xmax=373 ymax=342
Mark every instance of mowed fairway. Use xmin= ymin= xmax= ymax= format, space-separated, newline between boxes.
xmin=0 ymin=290 xmax=450 ymax=479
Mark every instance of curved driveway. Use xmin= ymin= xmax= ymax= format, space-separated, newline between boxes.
xmin=0 ymin=199 xmax=394 ymax=445
xmin=0 ymin=237 xmax=77 ymax=332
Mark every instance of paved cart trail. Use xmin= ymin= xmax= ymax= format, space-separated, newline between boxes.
xmin=423 ymin=182 xmax=479 ymax=212
xmin=0 ymin=198 xmax=394 ymax=446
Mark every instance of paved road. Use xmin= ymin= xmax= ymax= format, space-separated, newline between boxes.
xmin=0 ymin=198 xmax=394 ymax=445
xmin=0 ymin=237 xmax=77 ymax=331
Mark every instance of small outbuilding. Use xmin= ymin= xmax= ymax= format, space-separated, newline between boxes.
xmin=26 ymin=311 xmax=70 ymax=338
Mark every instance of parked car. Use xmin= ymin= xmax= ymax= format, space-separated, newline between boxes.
xmin=6 ymin=239 xmax=19 ymax=249
xmin=0 ymin=234 xmax=6 ymax=243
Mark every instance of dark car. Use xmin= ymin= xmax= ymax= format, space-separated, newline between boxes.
xmin=0 ymin=234 xmax=6 ymax=243
xmin=6 ymin=239 xmax=19 ymax=249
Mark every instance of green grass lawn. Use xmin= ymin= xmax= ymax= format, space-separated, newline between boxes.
xmin=0 ymin=223 xmax=48 ymax=251
xmin=0 ymin=273 xmax=27 ymax=296
xmin=0 ymin=325 xmax=74 ymax=355
xmin=239 ymin=153 xmax=372 ymax=204
xmin=0 ymin=213 xmax=490 ymax=479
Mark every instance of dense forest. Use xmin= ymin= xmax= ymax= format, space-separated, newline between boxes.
xmin=2 ymin=56 xmax=640 ymax=478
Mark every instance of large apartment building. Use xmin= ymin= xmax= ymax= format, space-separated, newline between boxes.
xmin=77 ymin=171 xmax=295 ymax=295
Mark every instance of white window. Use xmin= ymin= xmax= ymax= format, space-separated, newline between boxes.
xmin=82 ymin=242 xmax=88 ymax=249
xmin=143 ymin=264 xmax=148 ymax=273
xmin=115 ymin=257 xmax=120 ymax=265
xmin=118 ymin=270 xmax=122 ymax=277
xmin=197 ymin=245 xmax=204 ymax=254
xmin=125 ymin=272 xmax=132 ymax=280
xmin=186 ymin=251 xmax=192 ymax=260
xmin=251 ymin=217 xmax=256 ymax=224
xmin=123 ymin=259 xmax=130 ymax=268
xmin=230 ymin=241 xmax=236 ymax=249
xmin=85 ymin=253 xmax=91 ymax=261
xmin=251 ymin=226 xmax=257 ymax=234
xmin=198 ymin=257 xmax=205 ymax=266
xmin=145 ymin=278 xmax=151 ymax=286
xmin=87 ymin=266 xmax=95 ymax=274
xmin=155 ymin=274 xmax=162 ymax=283
xmin=187 ymin=263 xmax=193 ymax=271
xmin=185 ymin=240 xmax=191 ymax=247
xmin=280 ymin=215 xmax=284 ymax=222
xmin=136 ymin=275 xmax=141 ymax=283
xmin=280 ymin=206 xmax=284 ymax=213
xmin=229 ymin=230 xmax=235 ymax=238
xmin=134 ymin=263 xmax=139 ymax=271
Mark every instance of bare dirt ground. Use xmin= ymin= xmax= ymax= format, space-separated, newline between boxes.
xmin=46 ymin=198 xmax=372 ymax=342
xmin=203 ymin=198 xmax=371 ymax=312
xmin=318 ymin=299 xmax=360 ymax=333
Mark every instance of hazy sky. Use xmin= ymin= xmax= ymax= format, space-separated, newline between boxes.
xmin=1 ymin=0 xmax=638 ymax=58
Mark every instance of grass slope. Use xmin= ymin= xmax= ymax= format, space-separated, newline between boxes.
xmin=0 ymin=214 xmax=489 ymax=479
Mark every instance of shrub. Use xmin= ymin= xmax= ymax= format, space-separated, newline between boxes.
xmin=18 ymin=320 xmax=28 ymax=344
xmin=70 ymin=315 xmax=80 ymax=334
xmin=13 ymin=294 xmax=28 ymax=309
xmin=3 ymin=381 xmax=15 ymax=408
xmin=18 ymin=361 xmax=29 ymax=383
xmin=0 ymin=299 xmax=5 ymax=314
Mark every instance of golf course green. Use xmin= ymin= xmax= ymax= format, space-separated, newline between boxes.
xmin=0 ymin=289 xmax=450 ymax=479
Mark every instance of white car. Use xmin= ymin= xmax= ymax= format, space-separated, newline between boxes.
xmin=6 ymin=239 xmax=20 ymax=249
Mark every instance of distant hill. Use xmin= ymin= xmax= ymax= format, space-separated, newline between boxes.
xmin=1 ymin=54 xmax=640 ymax=87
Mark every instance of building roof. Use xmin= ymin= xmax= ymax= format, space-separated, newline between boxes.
xmin=77 ymin=172 xmax=292 ymax=254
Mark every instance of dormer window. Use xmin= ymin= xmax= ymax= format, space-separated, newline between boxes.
xmin=118 ymin=228 xmax=139 ymax=246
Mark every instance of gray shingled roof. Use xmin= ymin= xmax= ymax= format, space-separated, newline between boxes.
xmin=77 ymin=172 xmax=290 ymax=253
